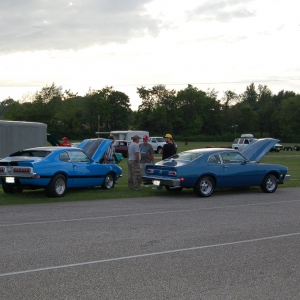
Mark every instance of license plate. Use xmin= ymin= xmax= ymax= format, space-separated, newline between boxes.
xmin=6 ymin=177 xmax=15 ymax=183
xmin=153 ymin=180 xmax=160 ymax=186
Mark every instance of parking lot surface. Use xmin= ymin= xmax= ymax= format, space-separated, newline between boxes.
xmin=1 ymin=188 xmax=300 ymax=299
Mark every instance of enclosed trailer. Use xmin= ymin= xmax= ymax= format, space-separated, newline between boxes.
xmin=0 ymin=121 xmax=47 ymax=158
xmin=109 ymin=130 xmax=149 ymax=141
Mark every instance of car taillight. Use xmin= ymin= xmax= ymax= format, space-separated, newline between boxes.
xmin=13 ymin=167 xmax=32 ymax=173
xmin=0 ymin=167 xmax=5 ymax=172
xmin=169 ymin=171 xmax=177 ymax=176
xmin=147 ymin=169 xmax=154 ymax=174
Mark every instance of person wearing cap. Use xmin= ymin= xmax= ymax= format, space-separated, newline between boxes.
xmin=60 ymin=137 xmax=72 ymax=147
xmin=128 ymin=135 xmax=142 ymax=190
xmin=139 ymin=135 xmax=155 ymax=186
xmin=160 ymin=133 xmax=176 ymax=160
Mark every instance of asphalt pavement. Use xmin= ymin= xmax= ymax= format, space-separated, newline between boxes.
xmin=1 ymin=187 xmax=300 ymax=299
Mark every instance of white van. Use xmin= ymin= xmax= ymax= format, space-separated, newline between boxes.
xmin=232 ymin=134 xmax=255 ymax=151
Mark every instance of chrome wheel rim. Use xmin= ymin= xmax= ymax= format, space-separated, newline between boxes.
xmin=55 ymin=178 xmax=66 ymax=195
xmin=266 ymin=177 xmax=276 ymax=191
xmin=200 ymin=179 xmax=212 ymax=195
xmin=105 ymin=174 xmax=114 ymax=189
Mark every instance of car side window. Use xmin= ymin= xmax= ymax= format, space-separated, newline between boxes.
xmin=208 ymin=154 xmax=221 ymax=164
xmin=59 ymin=152 xmax=70 ymax=162
xmin=68 ymin=151 xmax=91 ymax=162
xmin=221 ymin=152 xmax=245 ymax=164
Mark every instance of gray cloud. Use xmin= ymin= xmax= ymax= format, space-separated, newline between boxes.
xmin=0 ymin=0 xmax=160 ymax=54
xmin=186 ymin=0 xmax=255 ymax=23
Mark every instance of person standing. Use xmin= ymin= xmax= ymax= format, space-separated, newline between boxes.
xmin=128 ymin=135 xmax=142 ymax=190
xmin=60 ymin=137 xmax=72 ymax=147
xmin=104 ymin=135 xmax=116 ymax=164
xmin=160 ymin=133 xmax=176 ymax=159
xmin=139 ymin=135 xmax=155 ymax=185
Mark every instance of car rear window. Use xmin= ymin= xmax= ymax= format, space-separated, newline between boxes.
xmin=170 ymin=152 xmax=202 ymax=161
xmin=10 ymin=150 xmax=51 ymax=158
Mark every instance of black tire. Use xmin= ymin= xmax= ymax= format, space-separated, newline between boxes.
xmin=165 ymin=186 xmax=183 ymax=192
xmin=157 ymin=147 xmax=162 ymax=154
xmin=194 ymin=176 xmax=215 ymax=197
xmin=261 ymin=174 xmax=278 ymax=193
xmin=102 ymin=173 xmax=115 ymax=189
xmin=2 ymin=183 xmax=13 ymax=193
xmin=2 ymin=183 xmax=23 ymax=194
xmin=45 ymin=174 xmax=67 ymax=197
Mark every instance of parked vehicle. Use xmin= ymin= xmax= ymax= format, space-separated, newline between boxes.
xmin=113 ymin=140 xmax=130 ymax=158
xmin=142 ymin=138 xmax=290 ymax=197
xmin=269 ymin=143 xmax=283 ymax=152
xmin=0 ymin=120 xmax=47 ymax=158
xmin=108 ymin=130 xmax=149 ymax=142
xmin=0 ymin=138 xmax=122 ymax=197
xmin=232 ymin=134 xmax=255 ymax=151
xmin=148 ymin=137 xmax=167 ymax=153
xmin=149 ymin=137 xmax=178 ymax=153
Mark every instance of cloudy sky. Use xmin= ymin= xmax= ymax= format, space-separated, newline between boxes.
xmin=1 ymin=0 xmax=299 ymax=110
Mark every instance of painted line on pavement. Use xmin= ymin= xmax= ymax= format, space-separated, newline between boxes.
xmin=1 ymin=232 xmax=299 ymax=277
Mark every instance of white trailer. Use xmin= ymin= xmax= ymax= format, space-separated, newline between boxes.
xmin=109 ymin=130 xmax=149 ymax=142
xmin=0 ymin=121 xmax=47 ymax=158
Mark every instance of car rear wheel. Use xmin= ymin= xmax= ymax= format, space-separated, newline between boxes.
xmin=102 ymin=173 xmax=115 ymax=189
xmin=45 ymin=174 xmax=67 ymax=197
xmin=157 ymin=146 xmax=162 ymax=154
xmin=261 ymin=174 xmax=278 ymax=193
xmin=194 ymin=176 xmax=215 ymax=197
xmin=165 ymin=186 xmax=183 ymax=192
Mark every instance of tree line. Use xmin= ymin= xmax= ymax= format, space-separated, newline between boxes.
xmin=1 ymin=82 xmax=299 ymax=142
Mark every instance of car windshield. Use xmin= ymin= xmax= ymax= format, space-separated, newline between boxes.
xmin=166 ymin=151 xmax=202 ymax=161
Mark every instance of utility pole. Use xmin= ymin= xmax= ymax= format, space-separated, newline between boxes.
xmin=232 ymin=124 xmax=238 ymax=139
xmin=97 ymin=115 xmax=100 ymax=137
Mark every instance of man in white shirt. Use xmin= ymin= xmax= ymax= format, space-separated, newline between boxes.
xmin=127 ymin=135 xmax=142 ymax=190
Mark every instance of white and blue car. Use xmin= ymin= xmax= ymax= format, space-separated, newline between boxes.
xmin=0 ymin=138 xmax=122 ymax=197
xmin=143 ymin=138 xmax=290 ymax=197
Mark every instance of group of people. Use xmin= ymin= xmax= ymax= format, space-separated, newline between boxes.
xmin=127 ymin=133 xmax=176 ymax=191
xmin=62 ymin=134 xmax=176 ymax=191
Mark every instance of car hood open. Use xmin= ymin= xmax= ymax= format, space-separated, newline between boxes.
xmin=77 ymin=138 xmax=112 ymax=162
xmin=241 ymin=138 xmax=279 ymax=162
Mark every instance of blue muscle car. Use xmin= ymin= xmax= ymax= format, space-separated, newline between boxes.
xmin=142 ymin=138 xmax=290 ymax=197
xmin=0 ymin=138 xmax=122 ymax=197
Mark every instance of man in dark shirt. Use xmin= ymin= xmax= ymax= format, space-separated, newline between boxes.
xmin=160 ymin=133 xmax=176 ymax=160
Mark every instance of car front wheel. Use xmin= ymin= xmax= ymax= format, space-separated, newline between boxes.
xmin=194 ymin=176 xmax=215 ymax=197
xmin=45 ymin=174 xmax=67 ymax=197
xmin=261 ymin=174 xmax=278 ymax=193
xmin=102 ymin=173 xmax=115 ymax=189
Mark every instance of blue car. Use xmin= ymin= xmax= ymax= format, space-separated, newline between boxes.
xmin=142 ymin=138 xmax=290 ymax=197
xmin=0 ymin=138 xmax=122 ymax=197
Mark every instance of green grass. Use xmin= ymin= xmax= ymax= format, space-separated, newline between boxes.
xmin=1 ymin=141 xmax=299 ymax=205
